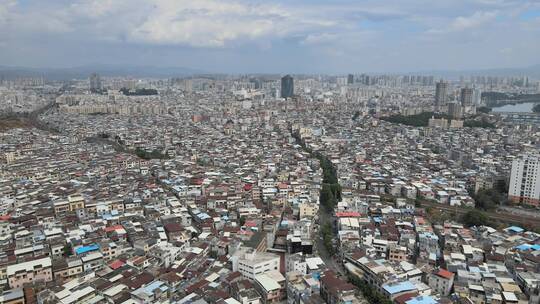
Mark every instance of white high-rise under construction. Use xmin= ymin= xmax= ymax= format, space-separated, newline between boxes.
xmin=508 ymin=154 xmax=540 ymax=206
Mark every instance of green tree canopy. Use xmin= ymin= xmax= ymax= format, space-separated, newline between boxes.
xmin=462 ymin=209 xmax=489 ymax=227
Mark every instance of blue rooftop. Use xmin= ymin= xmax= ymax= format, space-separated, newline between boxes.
xmin=140 ymin=281 xmax=168 ymax=296
xmin=197 ymin=212 xmax=210 ymax=220
xmin=507 ymin=226 xmax=524 ymax=233
xmin=382 ymin=281 xmax=416 ymax=295
xmin=75 ymin=244 xmax=100 ymax=255
xmin=419 ymin=232 xmax=439 ymax=240
xmin=515 ymin=244 xmax=540 ymax=251
xmin=469 ymin=266 xmax=481 ymax=273
xmin=406 ymin=296 xmax=438 ymax=304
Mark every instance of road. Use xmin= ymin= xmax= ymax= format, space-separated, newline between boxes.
xmin=418 ymin=199 xmax=540 ymax=229
xmin=315 ymin=206 xmax=345 ymax=275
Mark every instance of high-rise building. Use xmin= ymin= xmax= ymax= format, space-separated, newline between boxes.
xmin=447 ymin=102 xmax=462 ymax=119
xmin=347 ymin=74 xmax=354 ymax=85
xmin=281 ymin=75 xmax=294 ymax=99
xmin=460 ymin=87 xmax=473 ymax=106
xmin=435 ymin=80 xmax=448 ymax=111
xmin=472 ymin=88 xmax=482 ymax=105
xmin=89 ymin=73 xmax=102 ymax=92
xmin=509 ymin=154 xmax=540 ymax=206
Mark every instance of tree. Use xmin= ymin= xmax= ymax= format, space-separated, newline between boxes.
xmin=320 ymin=223 xmax=335 ymax=255
xmin=463 ymin=119 xmax=495 ymax=129
xmin=239 ymin=216 xmax=246 ymax=226
xmin=319 ymin=185 xmax=335 ymax=210
xmin=63 ymin=243 xmax=73 ymax=257
xmin=477 ymin=106 xmax=492 ymax=113
xmin=472 ymin=188 xmax=504 ymax=210
xmin=120 ymin=88 xmax=158 ymax=96
xmin=348 ymin=275 xmax=392 ymax=304
xmin=135 ymin=147 xmax=169 ymax=160
xmin=533 ymin=103 xmax=540 ymax=113
xmin=380 ymin=112 xmax=450 ymax=127
xmin=462 ymin=209 xmax=489 ymax=227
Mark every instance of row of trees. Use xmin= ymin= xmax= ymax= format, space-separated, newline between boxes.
xmin=321 ymin=223 xmax=335 ymax=255
xmin=290 ymin=130 xmax=342 ymax=210
xmin=382 ymin=111 xmax=495 ymax=129
xmin=463 ymin=119 xmax=495 ymax=129
xmin=380 ymin=112 xmax=448 ymax=127
xmin=291 ymin=129 xmax=341 ymax=255
xmin=317 ymin=152 xmax=342 ymax=211
xmin=120 ymin=88 xmax=158 ymax=96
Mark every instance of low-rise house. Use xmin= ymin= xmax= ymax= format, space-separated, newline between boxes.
xmin=6 ymin=257 xmax=52 ymax=288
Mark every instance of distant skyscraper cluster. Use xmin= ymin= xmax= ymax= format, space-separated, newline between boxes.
xmin=464 ymin=75 xmax=531 ymax=88
xmin=348 ymin=74 xmax=434 ymax=86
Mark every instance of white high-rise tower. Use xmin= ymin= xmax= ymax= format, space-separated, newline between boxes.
xmin=509 ymin=154 xmax=540 ymax=206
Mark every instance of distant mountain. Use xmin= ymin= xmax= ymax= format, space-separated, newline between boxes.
xmin=2 ymin=63 xmax=539 ymax=80
xmin=412 ymin=64 xmax=540 ymax=80
xmin=0 ymin=64 xmax=205 ymax=80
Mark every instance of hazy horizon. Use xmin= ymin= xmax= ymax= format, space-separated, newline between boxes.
xmin=1 ymin=0 xmax=540 ymax=74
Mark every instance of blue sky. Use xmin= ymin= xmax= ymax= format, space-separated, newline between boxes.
xmin=0 ymin=0 xmax=539 ymax=73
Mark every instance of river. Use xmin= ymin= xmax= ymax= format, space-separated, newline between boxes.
xmin=492 ymin=102 xmax=538 ymax=113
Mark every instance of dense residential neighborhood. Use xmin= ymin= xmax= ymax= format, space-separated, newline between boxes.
xmin=0 ymin=73 xmax=539 ymax=304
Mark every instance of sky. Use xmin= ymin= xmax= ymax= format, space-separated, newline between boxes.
xmin=0 ymin=0 xmax=539 ymax=74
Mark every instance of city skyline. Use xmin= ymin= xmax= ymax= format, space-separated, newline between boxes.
xmin=1 ymin=0 xmax=540 ymax=73
xmin=2 ymin=1 xmax=540 ymax=302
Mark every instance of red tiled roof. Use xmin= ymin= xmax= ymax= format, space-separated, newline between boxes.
xmin=109 ymin=260 xmax=125 ymax=270
xmin=186 ymin=279 xmax=209 ymax=294
xmin=104 ymin=225 xmax=124 ymax=232
xmin=244 ymin=221 xmax=257 ymax=227
xmin=436 ymin=268 xmax=454 ymax=280
xmin=394 ymin=292 xmax=419 ymax=304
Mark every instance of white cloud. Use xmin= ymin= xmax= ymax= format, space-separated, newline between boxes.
xmin=0 ymin=0 xmax=539 ymax=71
xmin=125 ymin=0 xmax=344 ymax=47
xmin=427 ymin=11 xmax=498 ymax=34
xmin=128 ymin=1 xmax=280 ymax=47
xmin=450 ymin=11 xmax=497 ymax=31
xmin=301 ymin=33 xmax=339 ymax=45
xmin=0 ymin=0 xmax=16 ymax=24
xmin=0 ymin=0 xmax=339 ymax=48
